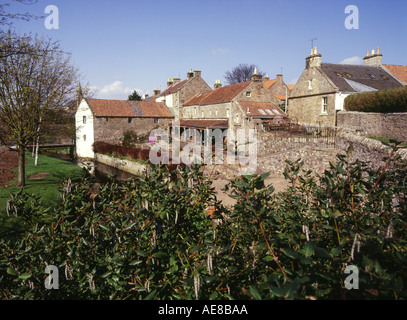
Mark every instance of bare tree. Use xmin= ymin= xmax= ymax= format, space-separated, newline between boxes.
xmin=0 ymin=0 xmax=42 ymax=26
xmin=0 ymin=31 xmax=81 ymax=186
xmin=224 ymin=63 xmax=266 ymax=85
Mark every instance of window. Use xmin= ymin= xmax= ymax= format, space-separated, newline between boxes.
xmin=322 ymin=97 xmax=328 ymax=114
xmin=381 ymin=75 xmax=389 ymax=80
xmin=105 ymin=117 xmax=109 ymax=122
xmin=246 ymin=92 xmax=251 ymax=97
xmin=226 ymin=109 xmax=230 ymax=117
xmin=154 ymin=118 xmax=159 ymax=123
xmin=258 ymin=109 xmax=266 ymax=115
xmin=345 ymin=73 xmax=353 ymax=78
xmin=83 ymin=116 xmax=87 ymax=124
xmin=235 ymin=114 xmax=240 ymax=123
xmin=368 ymin=73 xmax=376 ymax=79
xmin=83 ymin=134 xmax=86 ymax=141
xmin=128 ymin=117 xmax=133 ymax=123
xmin=194 ymin=107 xmax=197 ymax=115
xmin=308 ymin=80 xmax=313 ymax=90
xmin=336 ymin=72 xmax=343 ymax=78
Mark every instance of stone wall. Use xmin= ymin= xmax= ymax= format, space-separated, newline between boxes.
xmin=337 ymin=111 xmax=407 ymax=142
xmin=93 ymin=117 xmax=172 ymax=144
xmin=288 ymin=66 xmax=337 ymax=126
xmin=94 ymin=153 xmax=146 ymax=176
xmin=255 ymin=125 xmax=407 ymax=178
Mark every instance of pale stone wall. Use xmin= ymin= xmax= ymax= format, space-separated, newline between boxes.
xmin=337 ymin=111 xmax=407 ymax=142
xmin=288 ymin=67 xmax=337 ymax=126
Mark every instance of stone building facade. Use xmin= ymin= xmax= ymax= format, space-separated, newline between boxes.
xmin=155 ymin=70 xmax=212 ymax=120
xmin=263 ymin=74 xmax=294 ymax=108
xmin=288 ymin=47 xmax=404 ymax=126
xmin=181 ymin=72 xmax=286 ymax=137
xmin=75 ymin=98 xmax=173 ymax=158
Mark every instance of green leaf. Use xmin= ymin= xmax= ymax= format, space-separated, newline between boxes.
xmin=18 ymin=273 xmax=32 ymax=280
xmin=302 ymin=242 xmax=315 ymax=257
xmin=249 ymin=286 xmax=262 ymax=300
xmin=144 ymin=290 xmax=157 ymax=300
xmin=6 ymin=268 xmax=17 ymax=276
xmin=285 ymin=277 xmax=301 ymax=300
xmin=152 ymin=251 xmax=167 ymax=258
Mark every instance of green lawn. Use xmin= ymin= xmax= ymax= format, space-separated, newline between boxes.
xmin=0 ymin=152 xmax=86 ymax=216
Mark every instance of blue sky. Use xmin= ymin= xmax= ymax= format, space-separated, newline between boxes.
xmin=6 ymin=0 xmax=407 ymax=99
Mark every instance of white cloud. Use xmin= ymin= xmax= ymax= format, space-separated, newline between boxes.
xmin=340 ymin=56 xmax=363 ymax=65
xmin=92 ymin=81 xmax=149 ymax=100
xmin=211 ymin=48 xmax=232 ymax=55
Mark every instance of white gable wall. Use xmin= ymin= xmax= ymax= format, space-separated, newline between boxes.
xmin=75 ymin=99 xmax=95 ymax=158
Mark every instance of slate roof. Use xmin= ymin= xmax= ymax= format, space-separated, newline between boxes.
xmin=86 ymin=99 xmax=173 ymax=118
xmin=238 ymin=101 xmax=287 ymax=118
xmin=321 ymin=63 xmax=403 ymax=92
xmin=184 ymin=81 xmax=251 ymax=106
xmin=175 ymin=119 xmax=229 ymax=129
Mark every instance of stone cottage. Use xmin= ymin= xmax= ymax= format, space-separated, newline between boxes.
xmin=263 ymin=74 xmax=295 ymax=109
xmin=288 ymin=47 xmax=404 ymax=126
xmin=180 ymin=71 xmax=286 ymax=136
xmin=155 ymin=70 xmax=212 ymax=120
xmin=75 ymin=98 xmax=173 ymax=158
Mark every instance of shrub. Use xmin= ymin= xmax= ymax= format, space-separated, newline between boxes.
xmin=1 ymin=143 xmax=406 ymax=300
xmin=344 ymin=86 xmax=407 ymax=113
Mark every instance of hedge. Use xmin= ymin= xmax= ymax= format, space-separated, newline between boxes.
xmin=93 ymin=141 xmax=146 ymax=161
xmin=344 ymin=85 xmax=407 ymax=113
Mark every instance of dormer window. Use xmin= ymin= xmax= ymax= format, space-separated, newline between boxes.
xmin=368 ymin=73 xmax=376 ymax=79
xmin=381 ymin=75 xmax=389 ymax=80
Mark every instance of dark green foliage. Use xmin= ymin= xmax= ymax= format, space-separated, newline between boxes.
xmin=128 ymin=90 xmax=142 ymax=101
xmin=344 ymin=86 xmax=407 ymax=113
xmin=1 ymin=144 xmax=407 ymax=300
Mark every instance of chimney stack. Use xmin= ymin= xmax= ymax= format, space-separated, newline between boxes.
xmin=364 ymin=47 xmax=383 ymax=66
xmin=251 ymin=67 xmax=263 ymax=82
xmin=214 ymin=79 xmax=222 ymax=89
xmin=187 ymin=69 xmax=194 ymax=79
xmin=153 ymin=88 xmax=161 ymax=97
xmin=167 ymin=78 xmax=174 ymax=87
xmin=306 ymin=47 xmax=322 ymax=69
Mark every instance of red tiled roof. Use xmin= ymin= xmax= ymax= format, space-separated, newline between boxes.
xmin=87 ymin=99 xmax=134 ymax=117
xmin=86 ymin=99 xmax=173 ymax=118
xmin=238 ymin=101 xmax=287 ymax=117
xmin=184 ymin=81 xmax=251 ymax=106
xmin=273 ymin=94 xmax=289 ymax=101
xmin=383 ymin=64 xmax=407 ymax=84
xmin=263 ymin=79 xmax=277 ymax=89
xmin=183 ymin=91 xmax=213 ymax=106
xmin=158 ymin=79 xmax=188 ymax=97
xmin=136 ymin=101 xmax=173 ymax=118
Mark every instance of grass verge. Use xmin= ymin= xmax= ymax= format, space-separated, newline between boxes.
xmin=0 ymin=152 xmax=86 ymax=216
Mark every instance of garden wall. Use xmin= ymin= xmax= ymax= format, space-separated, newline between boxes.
xmin=94 ymin=153 xmax=147 ymax=176
xmin=337 ymin=111 xmax=407 ymax=142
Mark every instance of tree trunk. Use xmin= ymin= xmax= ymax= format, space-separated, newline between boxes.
xmin=17 ymin=145 xmax=26 ymax=187
xmin=34 ymin=138 xmax=39 ymax=166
